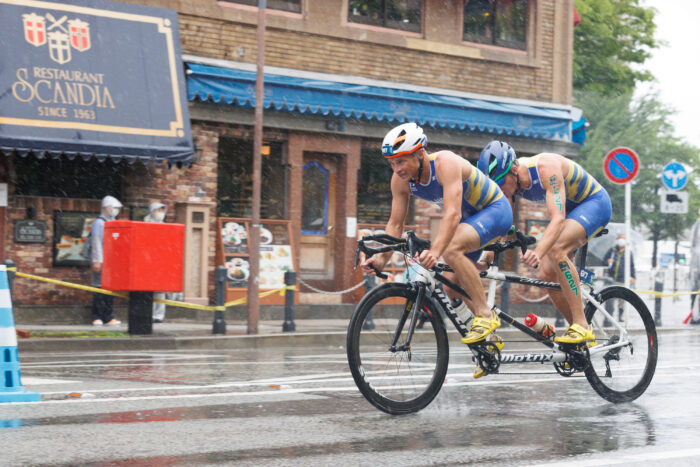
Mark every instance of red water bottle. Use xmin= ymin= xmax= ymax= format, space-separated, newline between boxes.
xmin=525 ymin=314 xmax=555 ymax=339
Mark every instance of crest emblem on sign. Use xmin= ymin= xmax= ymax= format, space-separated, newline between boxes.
xmin=22 ymin=12 xmax=46 ymax=46
xmin=22 ymin=12 xmax=91 ymax=64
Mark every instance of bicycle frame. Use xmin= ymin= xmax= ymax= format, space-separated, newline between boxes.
xmin=399 ymin=259 xmax=630 ymax=366
xmin=350 ymin=230 xmax=657 ymax=411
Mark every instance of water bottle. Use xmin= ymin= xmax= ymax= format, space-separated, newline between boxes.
xmin=525 ymin=313 xmax=555 ymax=339
xmin=451 ymin=298 xmax=474 ymax=327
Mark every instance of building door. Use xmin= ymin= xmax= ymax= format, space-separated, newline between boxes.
xmin=299 ymin=153 xmax=337 ymax=281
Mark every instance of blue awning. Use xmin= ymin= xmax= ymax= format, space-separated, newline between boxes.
xmin=187 ymin=62 xmax=574 ymax=142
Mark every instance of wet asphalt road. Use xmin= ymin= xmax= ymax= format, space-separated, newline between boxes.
xmin=2 ymin=328 xmax=700 ymax=466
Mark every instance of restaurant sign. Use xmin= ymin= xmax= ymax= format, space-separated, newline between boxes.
xmin=0 ymin=0 xmax=193 ymax=163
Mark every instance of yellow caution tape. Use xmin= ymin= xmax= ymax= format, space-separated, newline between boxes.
xmin=636 ymin=289 xmax=700 ymax=299
xmin=11 ymin=269 xmax=129 ymax=299
xmin=7 ymin=267 xmax=296 ymax=312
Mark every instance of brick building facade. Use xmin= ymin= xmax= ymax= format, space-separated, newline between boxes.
xmin=1 ymin=0 xmax=578 ymax=315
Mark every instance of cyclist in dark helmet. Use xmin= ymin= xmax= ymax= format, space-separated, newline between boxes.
xmin=478 ymin=141 xmax=612 ymax=346
xmin=361 ymin=124 xmax=512 ymax=371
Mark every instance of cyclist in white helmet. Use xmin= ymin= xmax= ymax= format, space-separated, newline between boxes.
xmin=361 ymin=123 xmax=513 ymax=352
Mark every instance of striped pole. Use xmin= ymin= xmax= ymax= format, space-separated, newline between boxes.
xmin=0 ymin=265 xmax=40 ymax=403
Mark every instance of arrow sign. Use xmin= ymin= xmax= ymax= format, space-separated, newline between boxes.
xmin=603 ymin=147 xmax=639 ymax=184
xmin=661 ymin=161 xmax=688 ymax=191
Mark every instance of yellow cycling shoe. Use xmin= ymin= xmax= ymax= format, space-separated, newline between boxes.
xmin=462 ymin=312 xmax=501 ymax=345
xmin=473 ymin=334 xmax=505 ymax=379
xmin=554 ymin=323 xmax=597 ymax=347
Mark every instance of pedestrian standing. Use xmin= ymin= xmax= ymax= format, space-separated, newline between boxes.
xmin=603 ymin=233 xmax=636 ymax=322
xmin=146 ymin=202 xmax=168 ymax=323
xmin=89 ymin=196 xmax=123 ymax=326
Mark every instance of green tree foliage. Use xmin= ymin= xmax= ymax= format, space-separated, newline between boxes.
xmin=574 ymin=0 xmax=658 ymax=95
xmin=575 ymin=90 xmax=699 ymax=246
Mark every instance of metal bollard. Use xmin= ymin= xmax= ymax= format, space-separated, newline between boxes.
xmin=283 ymin=271 xmax=296 ymax=332
xmin=362 ymin=274 xmax=376 ymax=330
xmin=654 ymin=272 xmax=664 ymax=327
xmin=4 ymin=260 xmax=15 ymax=301
xmin=213 ymin=266 xmax=227 ymax=335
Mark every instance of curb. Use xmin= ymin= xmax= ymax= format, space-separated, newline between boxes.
xmin=17 ymin=331 xmax=350 ymax=352
xmin=16 ymin=326 xmax=692 ymax=353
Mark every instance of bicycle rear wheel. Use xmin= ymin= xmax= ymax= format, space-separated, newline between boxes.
xmin=584 ymin=286 xmax=657 ymax=403
xmin=347 ymin=282 xmax=449 ymax=415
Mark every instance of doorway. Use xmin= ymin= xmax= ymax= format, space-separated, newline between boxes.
xmin=299 ymin=152 xmax=338 ymax=281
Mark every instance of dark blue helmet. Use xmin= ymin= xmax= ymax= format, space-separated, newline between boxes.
xmin=477 ymin=141 xmax=516 ymax=185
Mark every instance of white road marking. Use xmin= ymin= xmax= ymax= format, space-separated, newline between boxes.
xmin=17 ymin=372 xmax=700 ymax=404
xmin=530 ymin=448 xmax=700 ymax=466
xmin=21 ymin=377 xmax=81 ymax=385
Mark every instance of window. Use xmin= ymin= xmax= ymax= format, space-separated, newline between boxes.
xmin=301 ymin=161 xmax=329 ymax=234
xmin=217 ymin=138 xmax=287 ymax=219
xmin=463 ymin=0 xmax=528 ymax=50
xmin=349 ymin=0 xmax=422 ymax=33
xmin=223 ymin=0 xmax=301 ymax=13
xmin=357 ymin=148 xmax=413 ymax=224
xmin=13 ymin=155 xmax=123 ymax=199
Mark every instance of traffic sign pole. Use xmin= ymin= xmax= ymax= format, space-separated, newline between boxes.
xmin=625 ymin=183 xmax=631 ymax=294
xmin=603 ymin=147 xmax=640 ymax=313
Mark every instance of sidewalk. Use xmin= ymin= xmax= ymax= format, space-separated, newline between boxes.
xmin=16 ymin=317 xmax=696 ymax=353
xmin=15 ymin=319 xmax=352 ymax=352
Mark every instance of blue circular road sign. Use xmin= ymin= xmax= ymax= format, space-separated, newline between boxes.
xmin=662 ymin=162 xmax=688 ymax=190
xmin=603 ymin=147 xmax=639 ymax=184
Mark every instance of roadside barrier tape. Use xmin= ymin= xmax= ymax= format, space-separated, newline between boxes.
xmin=636 ymin=289 xmax=700 ymax=299
xmin=9 ymin=269 xmax=128 ymax=299
xmin=6 ymin=267 xmax=295 ymax=312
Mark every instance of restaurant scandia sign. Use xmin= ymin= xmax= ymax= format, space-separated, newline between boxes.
xmin=0 ymin=0 xmax=193 ymax=162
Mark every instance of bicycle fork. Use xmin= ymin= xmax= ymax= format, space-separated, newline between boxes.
xmin=389 ymin=283 xmax=427 ymax=353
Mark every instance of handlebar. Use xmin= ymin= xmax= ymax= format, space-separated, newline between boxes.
xmin=354 ymin=229 xmax=536 ymax=277
xmin=483 ymin=229 xmax=536 ymax=256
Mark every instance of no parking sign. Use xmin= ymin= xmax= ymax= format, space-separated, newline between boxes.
xmin=603 ymin=147 xmax=639 ymax=184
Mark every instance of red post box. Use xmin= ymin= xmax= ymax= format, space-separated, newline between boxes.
xmin=101 ymin=220 xmax=184 ymax=292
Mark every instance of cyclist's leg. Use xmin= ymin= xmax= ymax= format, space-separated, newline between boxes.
xmin=541 ymin=220 xmax=588 ymax=327
xmin=448 ymin=197 xmax=512 ymax=344
xmin=442 ymin=223 xmax=491 ymax=320
xmin=552 ymin=190 xmax=612 ymax=343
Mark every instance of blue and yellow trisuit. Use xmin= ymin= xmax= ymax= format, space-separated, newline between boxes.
xmin=518 ymin=155 xmax=612 ymax=238
xmin=409 ymin=153 xmax=512 ymax=263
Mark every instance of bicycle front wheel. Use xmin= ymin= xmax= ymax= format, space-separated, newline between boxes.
xmin=347 ymin=282 xmax=449 ymax=415
xmin=584 ymin=286 xmax=658 ymax=403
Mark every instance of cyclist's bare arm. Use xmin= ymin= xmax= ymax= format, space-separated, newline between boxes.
xmin=360 ymin=173 xmax=410 ymax=275
xmin=522 ymin=155 xmax=567 ymax=268
xmin=418 ymin=151 xmax=464 ymax=269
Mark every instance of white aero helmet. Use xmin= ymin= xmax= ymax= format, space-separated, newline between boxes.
xmin=381 ymin=123 xmax=427 ymax=159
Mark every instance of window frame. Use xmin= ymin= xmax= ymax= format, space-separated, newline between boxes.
xmin=462 ymin=0 xmax=529 ymax=51
xmin=348 ymin=0 xmax=424 ymax=34
xmin=218 ymin=0 xmax=302 ymax=14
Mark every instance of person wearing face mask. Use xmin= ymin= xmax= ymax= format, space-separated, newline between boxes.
xmin=145 ymin=202 xmax=168 ymax=323
xmin=89 ymin=195 xmax=123 ymax=326
xmin=603 ymin=233 xmax=636 ymax=322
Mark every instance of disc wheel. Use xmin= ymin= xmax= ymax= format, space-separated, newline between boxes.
xmin=347 ymin=283 xmax=449 ymax=415
xmin=584 ymin=286 xmax=658 ymax=403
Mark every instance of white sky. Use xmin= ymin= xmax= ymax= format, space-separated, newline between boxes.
xmin=638 ymin=0 xmax=700 ymax=149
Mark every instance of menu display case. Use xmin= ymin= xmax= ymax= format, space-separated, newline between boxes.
xmin=217 ymin=217 xmax=298 ymax=305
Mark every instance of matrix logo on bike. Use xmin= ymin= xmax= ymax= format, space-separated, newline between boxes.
xmin=558 ymin=261 xmax=578 ymax=296
xmin=500 ymin=353 xmax=553 ymax=363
